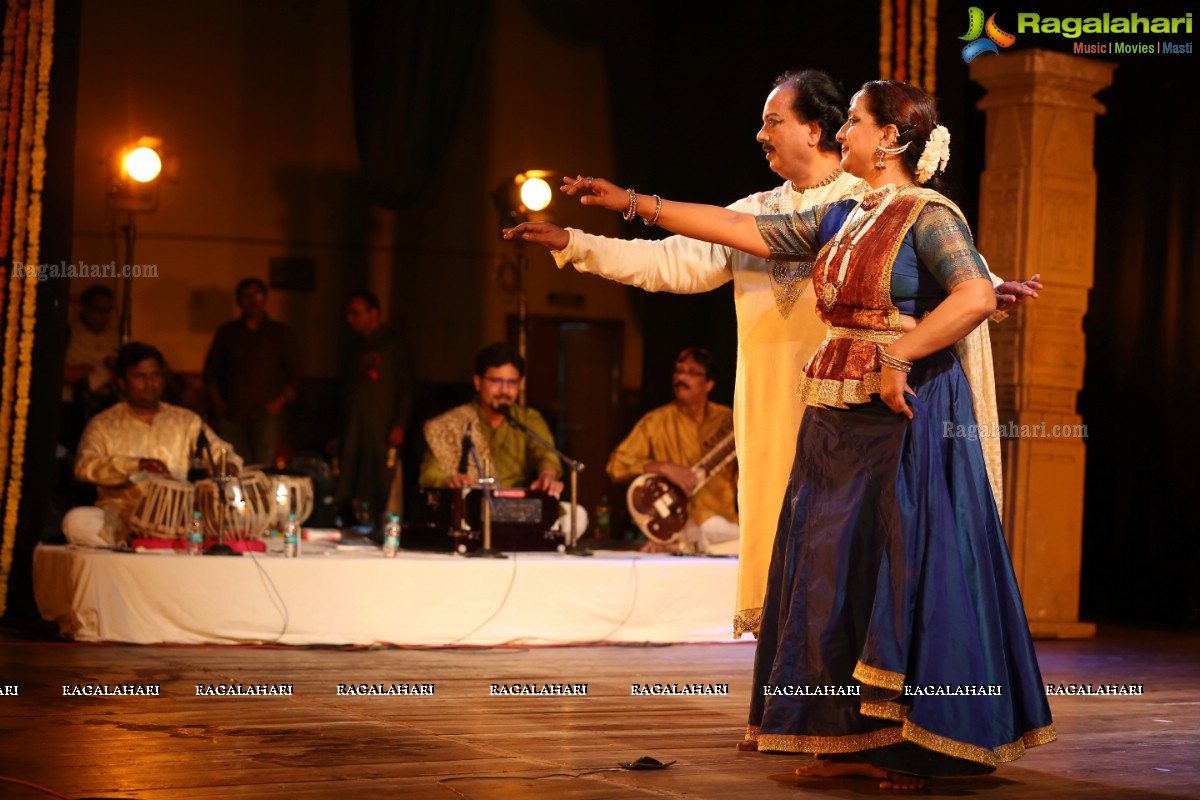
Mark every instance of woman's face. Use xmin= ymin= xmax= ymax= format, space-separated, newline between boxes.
xmin=836 ymin=92 xmax=889 ymax=179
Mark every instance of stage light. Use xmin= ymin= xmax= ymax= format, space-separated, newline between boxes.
xmin=494 ymin=169 xmax=556 ymax=224
xmin=108 ymin=136 xmax=168 ymax=344
xmin=124 ymin=146 xmax=162 ymax=182
xmin=518 ymin=175 xmax=552 ymax=212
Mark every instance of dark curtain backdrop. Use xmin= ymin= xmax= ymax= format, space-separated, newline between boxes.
xmin=1081 ymin=58 xmax=1200 ymax=626
xmin=349 ymin=0 xmax=490 ymax=210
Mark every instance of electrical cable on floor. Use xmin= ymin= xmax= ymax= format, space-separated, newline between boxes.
xmin=0 ymin=776 xmax=70 ymax=799
xmin=583 ymin=556 xmax=640 ymax=644
xmin=0 ymin=775 xmax=138 ymax=800
xmin=245 ymin=551 xmax=290 ymax=643
xmin=437 ymin=766 xmax=628 ymax=797
xmin=444 ymin=551 xmax=520 ymax=646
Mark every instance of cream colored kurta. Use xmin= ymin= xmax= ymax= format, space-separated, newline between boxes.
xmin=75 ymin=401 xmax=242 ymax=524
xmin=554 ymin=174 xmax=866 ymax=637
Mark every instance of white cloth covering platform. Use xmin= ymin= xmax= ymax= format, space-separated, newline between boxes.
xmin=33 ymin=544 xmax=739 ymax=646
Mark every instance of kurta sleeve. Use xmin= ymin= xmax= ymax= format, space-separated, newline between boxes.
xmin=553 ymin=230 xmax=735 ymax=294
xmin=74 ymin=422 xmax=140 ymax=486
xmin=606 ymin=416 xmax=655 ymax=484
xmin=418 ymin=444 xmax=450 ymax=489
xmin=204 ymin=422 xmax=244 ymax=472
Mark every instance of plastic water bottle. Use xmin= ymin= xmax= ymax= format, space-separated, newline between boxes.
xmin=382 ymin=513 xmax=401 ymax=558
xmin=596 ymin=495 xmax=612 ymax=539
xmin=283 ymin=513 xmax=300 ymax=558
xmin=187 ymin=510 xmax=204 ymax=556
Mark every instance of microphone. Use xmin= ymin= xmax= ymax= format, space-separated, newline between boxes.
xmin=191 ymin=428 xmax=216 ymax=482
xmin=500 ymin=405 xmax=528 ymax=433
xmin=457 ymin=422 xmax=472 ymax=474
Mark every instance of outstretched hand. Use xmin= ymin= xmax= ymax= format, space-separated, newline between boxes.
xmin=501 ymin=221 xmax=570 ymax=250
xmin=995 ymin=273 xmax=1042 ymax=312
xmin=560 ymin=174 xmax=629 ymax=212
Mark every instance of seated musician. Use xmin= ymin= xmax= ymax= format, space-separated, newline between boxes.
xmin=608 ymin=347 xmax=738 ymax=554
xmin=419 ymin=342 xmax=563 ymax=496
xmin=62 ymin=342 xmax=242 ymax=546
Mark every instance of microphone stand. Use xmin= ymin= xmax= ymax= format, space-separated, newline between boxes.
xmin=504 ymin=408 xmax=591 ymax=557
xmin=463 ymin=437 xmax=506 ymax=559
xmin=200 ymin=438 xmax=238 ymax=556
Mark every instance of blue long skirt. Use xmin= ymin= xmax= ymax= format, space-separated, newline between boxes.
xmin=747 ymin=349 xmax=1055 ymax=775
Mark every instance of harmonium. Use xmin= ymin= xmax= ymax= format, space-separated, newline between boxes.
xmin=404 ymin=487 xmax=564 ymax=552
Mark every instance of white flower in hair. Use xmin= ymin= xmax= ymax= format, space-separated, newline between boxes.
xmin=915 ymin=125 xmax=950 ymax=184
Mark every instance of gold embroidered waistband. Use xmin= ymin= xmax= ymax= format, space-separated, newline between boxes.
xmin=826 ymin=326 xmax=903 ymax=345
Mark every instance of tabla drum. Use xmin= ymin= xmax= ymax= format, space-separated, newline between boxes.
xmin=260 ymin=471 xmax=315 ymax=526
xmin=128 ymin=475 xmax=195 ymax=539
xmin=195 ymin=471 xmax=275 ymax=541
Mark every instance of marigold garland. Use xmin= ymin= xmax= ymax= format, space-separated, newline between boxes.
xmin=1 ymin=0 xmax=55 ymax=616
xmin=0 ymin=1 xmax=30 ymax=505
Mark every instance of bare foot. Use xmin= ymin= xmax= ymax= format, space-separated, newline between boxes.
xmin=735 ymin=740 xmax=758 ymax=751
xmin=795 ymin=760 xmax=928 ymax=790
xmin=881 ymin=771 xmax=928 ymax=790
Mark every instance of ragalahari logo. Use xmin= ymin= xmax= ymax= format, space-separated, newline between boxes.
xmin=961 ymin=7 xmax=1017 ymax=62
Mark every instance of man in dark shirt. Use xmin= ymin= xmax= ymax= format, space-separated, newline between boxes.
xmin=334 ymin=291 xmax=413 ymax=528
xmin=203 ymin=277 xmax=302 ymax=466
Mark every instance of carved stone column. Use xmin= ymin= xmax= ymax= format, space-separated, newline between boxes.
xmin=971 ymin=49 xmax=1113 ymax=639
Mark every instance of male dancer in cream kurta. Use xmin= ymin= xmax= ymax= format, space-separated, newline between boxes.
xmin=507 ymin=70 xmax=1038 ymax=640
xmin=512 ymin=71 xmax=866 ymax=638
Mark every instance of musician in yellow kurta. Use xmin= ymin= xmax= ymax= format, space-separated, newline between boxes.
xmin=607 ymin=348 xmax=738 ymax=554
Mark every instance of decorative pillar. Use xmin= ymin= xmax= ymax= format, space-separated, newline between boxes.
xmin=971 ymin=49 xmax=1114 ymax=639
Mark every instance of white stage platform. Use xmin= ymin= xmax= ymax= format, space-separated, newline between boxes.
xmin=33 ymin=544 xmax=740 ymax=646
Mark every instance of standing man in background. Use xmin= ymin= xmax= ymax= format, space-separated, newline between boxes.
xmin=203 ymin=277 xmax=302 ymax=466
xmin=334 ymin=291 xmax=414 ymax=529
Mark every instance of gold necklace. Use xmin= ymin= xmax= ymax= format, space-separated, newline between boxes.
xmin=818 ymin=183 xmax=910 ymax=312
xmin=791 ymin=169 xmax=843 ymax=193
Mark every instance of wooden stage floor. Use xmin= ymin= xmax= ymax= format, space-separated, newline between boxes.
xmin=1 ymin=626 xmax=1197 ymax=799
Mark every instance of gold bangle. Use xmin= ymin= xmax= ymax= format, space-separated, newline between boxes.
xmin=644 ymin=195 xmax=662 ymax=226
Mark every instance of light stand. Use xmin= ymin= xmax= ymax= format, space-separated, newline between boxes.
xmin=117 ymin=214 xmax=136 ymax=345
xmin=504 ymin=410 xmax=590 ymax=556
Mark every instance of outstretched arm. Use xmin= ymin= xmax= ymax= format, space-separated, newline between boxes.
xmin=539 ymin=176 xmax=770 ymax=259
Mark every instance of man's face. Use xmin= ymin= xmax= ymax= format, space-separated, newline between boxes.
xmin=756 ymin=84 xmax=819 ymax=183
xmin=474 ymin=363 xmax=521 ymax=413
xmin=237 ymin=284 xmax=266 ymax=317
xmin=345 ymin=298 xmax=379 ymax=334
xmin=119 ymin=357 xmax=164 ymax=411
xmin=672 ymin=357 xmax=714 ymax=405
xmin=80 ymin=295 xmax=114 ymax=334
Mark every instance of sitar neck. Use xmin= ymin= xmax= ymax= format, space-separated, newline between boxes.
xmin=689 ymin=429 xmax=736 ymax=494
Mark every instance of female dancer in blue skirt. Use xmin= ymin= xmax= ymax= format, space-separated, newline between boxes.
xmin=507 ymin=80 xmax=1055 ymax=790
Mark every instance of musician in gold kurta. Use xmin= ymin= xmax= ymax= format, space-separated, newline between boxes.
xmin=607 ymin=348 xmax=738 ymax=554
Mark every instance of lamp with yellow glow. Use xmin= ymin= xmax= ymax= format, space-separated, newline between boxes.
xmin=110 ymin=136 xmax=166 ymax=343
xmin=493 ymin=169 xmax=557 ymax=392
xmin=493 ymin=169 xmax=555 ymax=226
xmin=111 ymin=136 xmax=164 ymax=213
